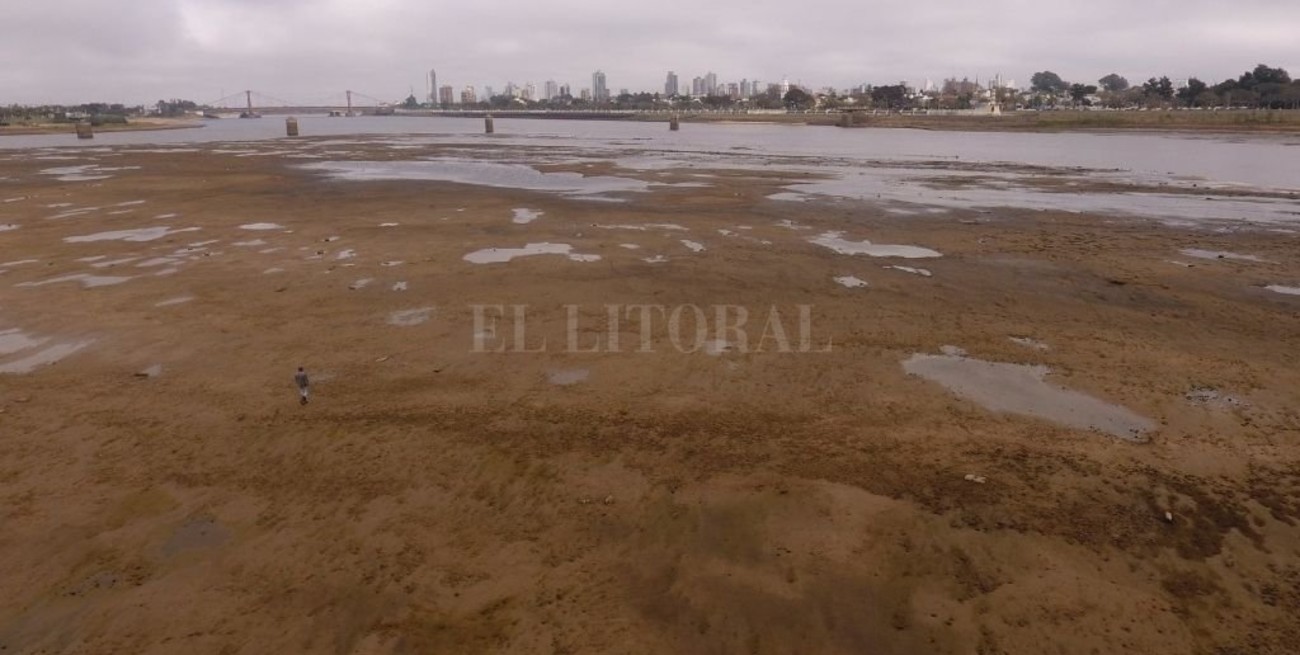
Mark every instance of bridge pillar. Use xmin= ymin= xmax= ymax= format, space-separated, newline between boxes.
xmin=75 ymin=122 xmax=93 ymax=139
xmin=669 ymin=115 xmax=679 ymax=131
xmin=485 ymin=115 xmax=494 ymax=134
xmin=838 ymin=112 xmax=852 ymax=127
xmin=285 ymin=117 xmax=299 ymax=137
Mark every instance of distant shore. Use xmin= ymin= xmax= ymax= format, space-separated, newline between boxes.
xmin=666 ymin=109 xmax=1300 ymax=134
xmin=418 ymin=108 xmax=1300 ymax=134
xmin=0 ymin=118 xmax=203 ymax=137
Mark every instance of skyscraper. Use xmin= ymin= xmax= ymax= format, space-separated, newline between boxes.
xmin=704 ymin=72 xmax=718 ymax=96
xmin=665 ymin=71 xmax=679 ymax=97
xmin=428 ymin=69 xmax=437 ymax=104
xmin=544 ymin=80 xmax=559 ymax=100
xmin=461 ymin=86 xmax=477 ymax=104
xmin=592 ymin=70 xmax=608 ymax=103
xmin=438 ymin=85 xmax=454 ymax=106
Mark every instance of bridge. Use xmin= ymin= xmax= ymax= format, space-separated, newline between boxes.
xmin=202 ymin=90 xmax=396 ymax=117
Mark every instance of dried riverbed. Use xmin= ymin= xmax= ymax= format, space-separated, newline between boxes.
xmin=0 ymin=132 xmax=1298 ymax=654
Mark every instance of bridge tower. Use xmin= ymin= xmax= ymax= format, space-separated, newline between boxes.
xmin=239 ymin=90 xmax=261 ymax=119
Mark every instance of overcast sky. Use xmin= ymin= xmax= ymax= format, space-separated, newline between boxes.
xmin=4 ymin=0 xmax=1298 ymax=105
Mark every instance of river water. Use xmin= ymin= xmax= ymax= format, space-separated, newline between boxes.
xmin=4 ymin=116 xmax=1299 ymax=225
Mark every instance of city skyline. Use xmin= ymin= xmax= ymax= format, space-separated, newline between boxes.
xmin=3 ymin=0 xmax=1299 ymax=105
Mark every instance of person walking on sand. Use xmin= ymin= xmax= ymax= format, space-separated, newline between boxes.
xmin=294 ymin=366 xmax=310 ymax=405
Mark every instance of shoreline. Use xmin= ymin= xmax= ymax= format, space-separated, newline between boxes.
xmin=0 ymin=119 xmax=204 ymax=137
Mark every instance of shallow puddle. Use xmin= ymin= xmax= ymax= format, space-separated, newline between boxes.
xmin=884 ymin=265 xmax=933 ymax=277
xmin=17 ymin=274 xmax=132 ymax=288
xmin=0 ymin=329 xmax=50 ymax=356
xmin=1179 ymin=248 xmax=1264 ymax=262
xmin=810 ymin=232 xmax=942 ymax=259
xmin=303 ymin=160 xmax=650 ymax=198
xmin=463 ymin=243 xmax=600 ymax=264
xmin=65 ymin=226 xmax=200 ymax=243
xmin=512 ymin=208 xmax=543 ymax=224
xmin=903 ymin=351 xmax=1154 ymax=441
xmin=388 ymin=307 xmax=434 ymax=326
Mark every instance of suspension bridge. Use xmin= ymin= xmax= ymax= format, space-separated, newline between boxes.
xmin=201 ymin=90 xmax=396 ymax=117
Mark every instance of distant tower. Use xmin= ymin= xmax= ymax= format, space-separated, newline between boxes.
xmin=665 ymin=71 xmax=679 ymax=97
xmin=592 ymin=70 xmax=608 ymax=103
xmin=428 ymin=69 xmax=437 ymax=104
xmin=780 ymin=76 xmax=790 ymax=96
xmin=544 ymin=80 xmax=559 ymax=100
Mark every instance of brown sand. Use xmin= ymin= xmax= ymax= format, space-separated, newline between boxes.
xmin=0 ymin=138 xmax=1298 ymax=654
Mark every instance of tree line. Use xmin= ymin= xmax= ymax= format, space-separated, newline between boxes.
xmin=1029 ymin=64 xmax=1298 ymax=109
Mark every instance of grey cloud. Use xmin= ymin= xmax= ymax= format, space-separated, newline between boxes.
xmin=2 ymin=0 xmax=1297 ymax=104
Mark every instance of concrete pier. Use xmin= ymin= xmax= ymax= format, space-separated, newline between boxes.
xmin=669 ymin=115 xmax=680 ymax=131
xmin=75 ymin=122 xmax=93 ymax=139
xmin=285 ymin=117 xmax=299 ymax=137
xmin=485 ymin=115 xmax=494 ymax=134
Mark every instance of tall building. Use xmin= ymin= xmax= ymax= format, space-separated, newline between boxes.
xmin=427 ymin=69 xmax=437 ymax=104
xmin=461 ymin=86 xmax=477 ymax=104
xmin=484 ymin=86 xmax=494 ymax=99
xmin=665 ymin=71 xmax=679 ymax=97
xmin=592 ymin=70 xmax=608 ymax=103
xmin=559 ymin=83 xmax=571 ymax=98
xmin=544 ymin=80 xmax=559 ymax=100
xmin=524 ymin=83 xmax=537 ymax=101
xmin=438 ymin=85 xmax=454 ymax=106
xmin=704 ymin=72 xmax=718 ymax=96
xmin=691 ymin=76 xmax=704 ymax=96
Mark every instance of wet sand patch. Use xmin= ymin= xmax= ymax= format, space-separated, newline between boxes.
xmin=0 ymin=340 xmax=95 ymax=374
